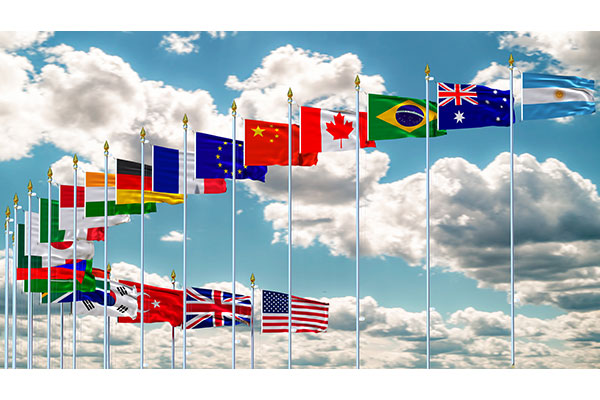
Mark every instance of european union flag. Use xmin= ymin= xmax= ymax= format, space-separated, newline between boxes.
xmin=195 ymin=132 xmax=268 ymax=182
xmin=437 ymin=83 xmax=513 ymax=130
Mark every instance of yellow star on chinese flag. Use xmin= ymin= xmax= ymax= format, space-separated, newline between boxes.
xmin=252 ymin=126 xmax=265 ymax=137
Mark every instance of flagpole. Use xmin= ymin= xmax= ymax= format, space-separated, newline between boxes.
xmin=107 ymin=263 xmax=111 ymax=369
xmin=355 ymin=75 xmax=361 ymax=369
xmin=12 ymin=194 xmax=18 ymax=369
xmin=181 ymin=116 xmax=188 ymax=370
xmin=509 ymin=54 xmax=515 ymax=368
xmin=72 ymin=154 xmax=78 ymax=369
xmin=4 ymin=207 xmax=9 ymax=369
xmin=287 ymin=88 xmax=293 ymax=369
xmin=425 ymin=64 xmax=431 ymax=370
xmin=27 ymin=180 xmax=33 ymax=369
xmin=250 ymin=273 xmax=255 ymax=369
xmin=171 ymin=269 xmax=176 ymax=369
xmin=60 ymin=303 xmax=63 ymax=368
xmin=103 ymin=141 xmax=109 ymax=369
xmin=47 ymin=168 xmax=53 ymax=369
xmin=140 ymin=127 xmax=146 ymax=369
xmin=231 ymin=101 xmax=237 ymax=370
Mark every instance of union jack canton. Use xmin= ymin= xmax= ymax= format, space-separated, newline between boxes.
xmin=186 ymin=287 xmax=251 ymax=329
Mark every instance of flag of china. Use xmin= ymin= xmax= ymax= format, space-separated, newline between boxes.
xmin=117 ymin=280 xmax=183 ymax=327
xmin=244 ymin=119 xmax=318 ymax=166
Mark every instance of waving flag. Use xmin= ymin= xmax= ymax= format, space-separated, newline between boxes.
xmin=17 ymin=259 xmax=87 ymax=283
xmin=117 ymin=281 xmax=183 ymax=327
xmin=85 ymin=172 xmax=156 ymax=217
xmin=437 ymin=82 xmax=512 ymax=129
xmin=299 ymin=107 xmax=375 ymax=153
xmin=522 ymin=72 xmax=595 ymax=120
xmin=261 ymin=289 xmax=329 ymax=333
xmin=185 ymin=287 xmax=251 ymax=329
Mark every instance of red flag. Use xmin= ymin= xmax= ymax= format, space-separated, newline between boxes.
xmin=244 ymin=119 xmax=318 ymax=166
xmin=16 ymin=267 xmax=85 ymax=283
xmin=117 ymin=280 xmax=183 ymax=327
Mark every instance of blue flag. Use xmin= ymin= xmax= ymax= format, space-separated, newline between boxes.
xmin=195 ymin=132 xmax=267 ymax=182
xmin=437 ymin=83 xmax=513 ymax=130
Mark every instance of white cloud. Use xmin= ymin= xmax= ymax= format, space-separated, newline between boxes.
xmin=160 ymin=230 xmax=184 ymax=242
xmin=49 ymin=155 xmax=97 ymax=186
xmin=207 ymin=31 xmax=227 ymax=39
xmin=245 ymin=152 xmax=600 ymax=311
xmin=159 ymin=33 xmax=200 ymax=54
xmin=0 ymin=31 xmax=53 ymax=51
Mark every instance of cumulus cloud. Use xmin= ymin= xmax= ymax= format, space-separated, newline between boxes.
xmin=159 ymin=33 xmax=200 ymax=54
xmin=207 ymin=31 xmax=228 ymax=39
xmin=0 ymin=31 xmax=53 ymax=51
xmin=160 ymin=230 xmax=184 ymax=242
xmin=245 ymin=152 xmax=600 ymax=311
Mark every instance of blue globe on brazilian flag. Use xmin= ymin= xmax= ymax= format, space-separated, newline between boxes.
xmin=367 ymin=94 xmax=446 ymax=140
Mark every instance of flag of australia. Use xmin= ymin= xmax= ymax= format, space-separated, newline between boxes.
xmin=437 ymin=83 xmax=513 ymax=130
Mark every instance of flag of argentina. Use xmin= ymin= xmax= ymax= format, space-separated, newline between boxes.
xmin=522 ymin=72 xmax=595 ymax=120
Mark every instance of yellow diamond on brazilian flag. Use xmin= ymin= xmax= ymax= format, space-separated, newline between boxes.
xmin=368 ymin=94 xmax=446 ymax=140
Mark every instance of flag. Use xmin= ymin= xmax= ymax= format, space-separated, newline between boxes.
xmin=261 ymin=289 xmax=329 ymax=333
xmin=244 ymin=119 xmax=319 ymax=166
xmin=185 ymin=287 xmax=251 ymax=329
xmin=39 ymin=198 xmax=95 ymax=242
xmin=152 ymin=145 xmax=228 ymax=194
xmin=522 ymin=72 xmax=595 ymax=120
xmin=21 ymin=252 xmax=96 ymax=294
xmin=25 ymin=211 xmax=95 ymax=261
xmin=43 ymin=281 xmax=138 ymax=319
xmin=193 ymin=133 xmax=267 ymax=182
xmin=17 ymin=259 xmax=87 ymax=283
xmin=299 ymin=107 xmax=375 ymax=153
xmin=85 ymin=172 xmax=157 ymax=217
xmin=437 ymin=82 xmax=512 ymax=129
xmin=115 ymin=159 xmax=185 ymax=205
xmin=117 ymin=281 xmax=183 ymax=327
xmin=367 ymin=94 xmax=446 ymax=140
xmin=58 ymin=185 xmax=131 ymax=233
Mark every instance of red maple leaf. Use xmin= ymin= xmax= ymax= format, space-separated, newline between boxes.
xmin=325 ymin=113 xmax=354 ymax=148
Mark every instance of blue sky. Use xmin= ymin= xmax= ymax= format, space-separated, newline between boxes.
xmin=1 ymin=29 xmax=600 ymax=370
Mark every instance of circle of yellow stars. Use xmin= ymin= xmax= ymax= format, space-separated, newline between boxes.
xmin=216 ymin=140 xmax=246 ymax=177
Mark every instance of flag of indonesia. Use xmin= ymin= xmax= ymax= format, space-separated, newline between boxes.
xmin=300 ymin=106 xmax=375 ymax=153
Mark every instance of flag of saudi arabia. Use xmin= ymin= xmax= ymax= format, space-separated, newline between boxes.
xmin=85 ymin=172 xmax=157 ymax=217
xmin=368 ymin=94 xmax=446 ymax=140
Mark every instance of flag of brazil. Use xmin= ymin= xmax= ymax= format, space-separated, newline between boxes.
xmin=367 ymin=94 xmax=446 ymax=140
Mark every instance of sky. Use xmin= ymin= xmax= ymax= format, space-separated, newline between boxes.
xmin=1 ymin=27 xmax=600 ymax=374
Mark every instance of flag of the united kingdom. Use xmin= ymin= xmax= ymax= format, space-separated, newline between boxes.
xmin=185 ymin=287 xmax=251 ymax=329
xmin=437 ymin=82 xmax=513 ymax=130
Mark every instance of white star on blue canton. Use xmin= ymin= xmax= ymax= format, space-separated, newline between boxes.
xmin=454 ymin=111 xmax=465 ymax=123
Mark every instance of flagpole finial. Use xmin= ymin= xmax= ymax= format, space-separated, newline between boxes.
xmin=13 ymin=193 xmax=18 ymax=205
xmin=231 ymin=100 xmax=237 ymax=115
xmin=47 ymin=167 xmax=53 ymax=182
xmin=171 ymin=270 xmax=176 ymax=283
xmin=5 ymin=206 xmax=10 ymax=218
xmin=250 ymin=273 xmax=255 ymax=286
xmin=140 ymin=127 xmax=146 ymax=140
xmin=73 ymin=154 xmax=78 ymax=167
xmin=425 ymin=64 xmax=430 ymax=77
xmin=287 ymin=88 xmax=293 ymax=103
xmin=183 ymin=113 xmax=189 ymax=125
xmin=27 ymin=180 xmax=33 ymax=193
xmin=509 ymin=54 xmax=514 ymax=68
xmin=104 ymin=140 xmax=109 ymax=155
xmin=107 ymin=263 xmax=111 ymax=275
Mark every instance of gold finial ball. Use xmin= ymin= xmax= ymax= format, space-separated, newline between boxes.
xmin=287 ymin=88 xmax=293 ymax=99
xmin=425 ymin=64 xmax=431 ymax=77
xmin=104 ymin=140 xmax=109 ymax=152
xmin=231 ymin=100 xmax=237 ymax=113
xmin=509 ymin=54 xmax=514 ymax=67
xmin=171 ymin=269 xmax=176 ymax=281
xmin=250 ymin=273 xmax=255 ymax=285
xmin=47 ymin=167 xmax=53 ymax=180
xmin=13 ymin=193 xmax=18 ymax=205
xmin=355 ymin=75 xmax=361 ymax=86
xmin=73 ymin=154 xmax=79 ymax=165
xmin=5 ymin=206 xmax=10 ymax=218
xmin=27 ymin=180 xmax=33 ymax=192
xmin=107 ymin=263 xmax=111 ymax=274
xmin=140 ymin=127 xmax=146 ymax=139
xmin=183 ymin=114 xmax=189 ymax=125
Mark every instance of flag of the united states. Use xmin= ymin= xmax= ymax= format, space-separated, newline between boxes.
xmin=261 ymin=289 xmax=329 ymax=333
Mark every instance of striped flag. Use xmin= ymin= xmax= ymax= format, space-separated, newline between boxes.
xmin=58 ymin=185 xmax=130 ymax=231
xmin=261 ymin=289 xmax=329 ymax=333
xmin=85 ymin=172 xmax=157 ymax=217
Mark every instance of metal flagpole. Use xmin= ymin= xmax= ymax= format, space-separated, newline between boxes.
xmin=60 ymin=303 xmax=63 ymax=368
xmin=107 ymin=263 xmax=111 ymax=369
xmin=4 ymin=207 xmax=9 ymax=369
xmin=27 ymin=180 xmax=32 ymax=369
xmin=425 ymin=65 xmax=432 ymax=370
xmin=509 ymin=54 xmax=515 ymax=368
xmin=355 ymin=75 xmax=361 ymax=369
xmin=72 ymin=154 xmax=78 ymax=369
xmin=47 ymin=168 xmax=53 ymax=369
xmin=140 ymin=127 xmax=146 ymax=369
xmin=287 ymin=88 xmax=293 ymax=369
xmin=171 ymin=270 xmax=176 ymax=369
xmin=103 ymin=141 xmax=109 ymax=369
xmin=231 ymin=102 xmax=237 ymax=369
xmin=250 ymin=273 xmax=255 ymax=369
xmin=182 ymin=116 xmax=188 ymax=369
xmin=12 ymin=194 xmax=18 ymax=369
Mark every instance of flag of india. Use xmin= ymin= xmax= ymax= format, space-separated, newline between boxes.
xmin=85 ymin=172 xmax=156 ymax=218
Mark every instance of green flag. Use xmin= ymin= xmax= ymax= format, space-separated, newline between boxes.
xmin=367 ymin=94 xmax=446 ymax=140
xmin=39 ymin=198 xmax=66 ymax=243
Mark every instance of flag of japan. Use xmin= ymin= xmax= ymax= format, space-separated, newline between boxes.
xmin=300 ymin=106 xmax=375 ymax=153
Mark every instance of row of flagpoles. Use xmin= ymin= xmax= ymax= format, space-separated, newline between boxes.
xmin=3 ymin=53 xmax=596 ymax=369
